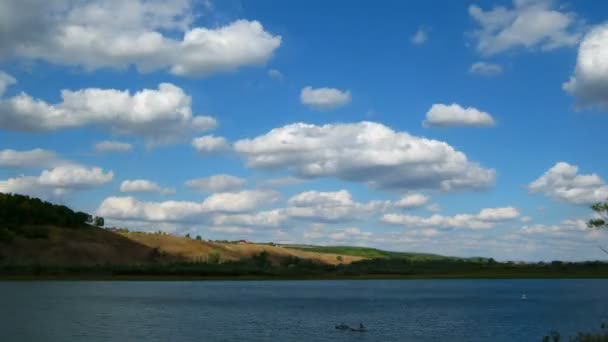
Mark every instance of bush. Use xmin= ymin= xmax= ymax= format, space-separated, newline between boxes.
xmin=0 ymin=227 xmax=16 ymax=243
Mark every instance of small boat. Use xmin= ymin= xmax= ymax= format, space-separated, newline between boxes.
xmin=350 ymin=327 xmax=368 ymax=332
xmin=335 ymin=323 xmax=350 ymax=330
xmin=350 ymin=324 xmax=368 ymax=332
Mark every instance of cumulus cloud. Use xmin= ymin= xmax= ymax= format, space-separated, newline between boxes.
xmin=411 ymin=27 xmax=429 ymax=45
xmin=97 ymin=190 xmax=279 ymax=222
xmin=192 ymin=135 xmax=229 ymax=153
xmin=286 ymin=189 xmax=389 ymax=223
xmin=120 ymin=179 xmax=175 ymax=195
xmin=395 ymin=193 xmax=429 ymax=209
xmin=382 ymin=206 xmax=520 ymax=230
xmin=520 ymin=219 xmax=587 ymax=237
xmin=0 ymin=81 xmax=217 ymax=144
xmin=469 ymin=0 xmax=581 ymax=55
xmin=0 ymin=71 xmax=16 ymax=96
xmin=0 ymin=165 xmax=113 ymax=199
xmin=0 ymin=1 xmax=281 ymax=76
xmin=211 ymin=209 xmax=286 ymax=228
xmin=94 ymin=141 xmax=133 ymax=153
xmin=201 ymin=190 xmax=280 ymax=213
xmin=0 ymin=148 xmax=61 ymax=168
xmin=185 ymin=174 xmax=246 ymax=193
xmin=302 ymin=224 xmax=373 ymax=243
xmin=234 ymin=121 xmax=495 ymax=192
xmin=469 ymin=62 xmax=503 ymax=76
xmin=529 ymin=162 xmax=608 ymax=204
xmin=300 ymin=86 xmax=351 ymax=110
xmin=423 ymin=103 xmax=495 ymax=127
xmin=563 ymin=24 xmax=608 ymax=109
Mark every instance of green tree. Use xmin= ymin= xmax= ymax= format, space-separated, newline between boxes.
xmin=185 ymin=233 xmax=191 ymax=239
xmin=587 ymin=201 xmax=608 ymax=255
xmin=195 ymin=235 xmax=202 ymax=241
xmin=336 ymin=255 xmax=343 ymax=263
xmin=93 ymin=216 xmax=104 ymax=227
xmin=588 ymin=201 xmax=608 ymax=229
xmin=207 ymin=251 xmax=221 ymax=264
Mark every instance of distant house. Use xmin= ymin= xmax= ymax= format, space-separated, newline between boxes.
xmin=238 ymin=240 xmax=248 ymax=244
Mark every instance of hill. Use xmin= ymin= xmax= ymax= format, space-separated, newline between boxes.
xmin=119 ymin=231 xmax=364 ymax=265
xmin=281 ymin=245 xmax=453 ymax=261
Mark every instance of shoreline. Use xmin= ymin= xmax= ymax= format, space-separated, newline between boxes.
xmin=3 ymin=273 xmax=608 ymax=281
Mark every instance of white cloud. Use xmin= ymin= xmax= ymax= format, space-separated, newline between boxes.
xmin=286 ymin=189 xmax=389 ymax=223
xmin=328 ymin=227 xmax=373 ymax=242
xmin=521 ymin=219 xmax=587 ymax=236
xmin=470 ymin=62 xmax=503 ymax=76
xmin=120 ymin=179 xmax=175 ymax=195
xmin=211 ymin=209 xmax=287 ymax=228
xmin=411 ymin=27 xmax=428 ymax=45
xmin=97 ymin=196 xmax=205 ymax=222
xmin=382 ymin=206 xmax=520 ymax=230
xmin=300 ymin=86 xmax=351 ymax=110
xmin=0 ymin=165 xmax=113 ymax=199
xmin=209 ymin=226 xmax=254 ymax=235
xmin=0 ymin=148 xmax=61 ymax=168
xmin=395 ymin=193 xmax=429 ymax=209
xmin=0 ymin=1 xmax=281 ymax=76
xmin=185 ymin=174 xmax=246 ymax=192
xmin=529 ymin=162 xmax=608 ymax=204
xmin=563 ymin=24 xmax=608 ymax=109
xmin=268 ymin=69 xmax=284 ymax=81
xmin=192 ymin=135 xmax=229 ymax=153
xmin=423 ymin=103 xmax=495 ymax=127
xmin=0 ymin=81 xmax=217 ymax=144
xmin=469 ymin=0 xmax=581 ymax=55
xmin=38 ymin=165 xmax=113 ymax=188
xmin=97 ymin=190 xmax=279 ymax=222
xmin=0 ymin=71 xmax=16 ymax=96
xmin=302 ymin=225 xmax=373 ymax=243
xmin=234 ymin=121 xmax=495 ymax=192
xmin=201 ymin=190 xmax=279 ymax=213
xmin=94 ymin=140 xmax=133 ymax=153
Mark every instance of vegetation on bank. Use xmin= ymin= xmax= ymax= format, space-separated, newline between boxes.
xmin=0 ymin=193 xmax=104 ymax=243
xmin=543 ymin=323 xmax=608 ymax=342
xmin=282 ymin=245 xmax=453 ymax=261
xmin=3 ymin=253 xmax=608 ymax=279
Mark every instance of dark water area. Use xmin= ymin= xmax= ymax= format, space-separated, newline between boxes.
xmin=2 ymin=279 xmax=608 ymax=341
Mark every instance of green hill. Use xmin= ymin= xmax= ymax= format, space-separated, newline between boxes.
xmin=281 ymin=245 xmax=453 ymax=261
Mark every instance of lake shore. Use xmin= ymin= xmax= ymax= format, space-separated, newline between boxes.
xmin=4 ymin=271 xmax=608 ymax=281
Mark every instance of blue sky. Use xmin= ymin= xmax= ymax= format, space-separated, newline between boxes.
xmin=1 ymin=0 xmax=608 ymax=261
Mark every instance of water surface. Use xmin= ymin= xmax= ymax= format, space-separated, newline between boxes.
xmin=2 ymin=279 xmax=608 ymax=341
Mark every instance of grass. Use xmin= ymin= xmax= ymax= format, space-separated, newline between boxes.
xmin=283 ymin=245 xmax=452 ymax=261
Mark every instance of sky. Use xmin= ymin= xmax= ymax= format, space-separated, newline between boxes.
xmin=1 ymin=0 xmax=608 ymax=261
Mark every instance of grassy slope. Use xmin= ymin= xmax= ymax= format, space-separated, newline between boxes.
xmin=0 ymin=226 xmax=366 ymax=266
xmin=121 ymin=232 xmax=364 ymax=265
xmin=0 ymin=225 xmax=162 ymax=265
xmin=283 ymin=245 xmax=452 ymax=261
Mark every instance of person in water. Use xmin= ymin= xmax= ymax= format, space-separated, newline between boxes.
xmin=359 ymin=323 xmax=365 ymax=329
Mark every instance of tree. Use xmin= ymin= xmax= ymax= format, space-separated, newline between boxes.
xmin=588 ymin=201 xmax=608 ymax=229
xmin=185 ymin=233 xmax=191 ymax=239
xmin=93 ymin=216 xmax=104 ymax=227
xmin=195 ymin=235 xmax=202 ymax=241
xmin=587 ymin=201 xmax=608 ymax=255
xmin=207 ymin=251 xmax=221 ymax=264
xmin=336 ymin=255 xmax=343 ymax=263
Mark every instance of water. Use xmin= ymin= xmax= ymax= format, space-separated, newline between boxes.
xmin=2 ymin=279 xmax=608 ymax=341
